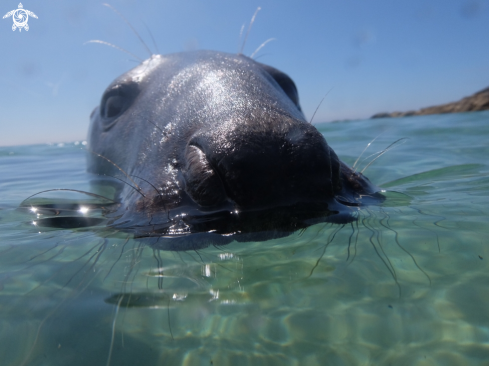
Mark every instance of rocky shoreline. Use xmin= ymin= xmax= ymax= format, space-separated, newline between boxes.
xmin=372 ymin=86 xmax=489 ymax=119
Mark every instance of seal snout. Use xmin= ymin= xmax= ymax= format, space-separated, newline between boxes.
xmin=183 ymin=123 xmax=343 ymax=211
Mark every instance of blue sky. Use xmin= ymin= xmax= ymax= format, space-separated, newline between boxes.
xmin=1 ymin=0 xmax=488 ymax=146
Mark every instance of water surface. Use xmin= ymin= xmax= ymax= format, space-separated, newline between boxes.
xmin=1 ymin=111 xmax=488 ymax=366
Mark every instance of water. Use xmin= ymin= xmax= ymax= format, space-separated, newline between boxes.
xmin=1 ymin=111 xmax=489 ymax=366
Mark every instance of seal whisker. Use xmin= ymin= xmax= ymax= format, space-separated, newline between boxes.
xmin=96 ymin=173 xmax=145 ymax=198
xmin=19 ymin=235 xmax=113 ymax=366
xmin=19 ymin=268 xmax=101 ymax=366
xmin=152 ymin=249 xmax=163 ymax=289
xmin=129 ymin=174 xmax=161 ymax=198
xmin=405 ymin=205 xmax=448 ymax=251
xmin=352 ymin=132 xmax=385 ymax=171
xmin=106 ymin=295 xmax=124 ymax=366
xmin=144 ymin=118 xmax=174 ymax=145
xmin=194 ymin=249 xmax=205 ymax=264
xmin=175 ymin=251 xmax=185 ymax=263
xmin=250 ymin=38 xmax=276 ymax=59
xmin=103 ymin=236 xmax=132 ymax=282
xmin=84 ymin=40 xmax=143 ymax=62
xmin=157 ymin=249 xmax=166 ymax=289
xmin=239 ymin=7 xmax=261 ymax=55
xmin=87 ymin=149 xmax=143 ymax=193
xmin=24 ymin=247 xmax=65 ymax=277
xmin=309 ymin=88 xmax=333 ymax=124
xmin=346 ymin=220 xmax=357 ymax=262
xmin=23 ymin=188 xmax=115 ymax=203
xmin=26 ymin=241 xmax=60 ymax=262
xmin=307 ymin=223 xmax=344 ymax=278
xmin=167 ymin=295 xmax=174 ymax=340
xmin=237 ymin=24 xmax=245 ymax=53
xmin=156 ymin=249 xmax=167 ymax=289
xmin=61 ymin=237 xmax=117 ymax=293
xmin=327 ymin=142 xmax=335 ymax=196
xmin=184 ymin=251 xmax=200 ymax=264
xmin=142 ymin=20 xmax=160 ymax=55
xmin=411 ymin=208 xmax=443 ymax=253
xmin=124 ymin=241 xmax=146 ymax=294
xmin=361 ymin=213 xmax=402 ymax=298
xmin=211 ymin=243 xmax=230 ymax=253
xmin=57 ymin=240 xmax=107 ymax=292
xmin=360 ymin=138 xmax=407 ymax=174
xmin=297 ymin=227 xmax=307 ymax=237
xmin=347 ymin=219 xmax=361 ymax=265
xmin=379 ymin=207 xmax=432 ymax=286
xmin=0 ymin=245 xmax=15 ymax=256
xmin=375 ymin=225 xmax=397 ymax=280
xmin=144 ymin=118 xmax=165 ymax=135
xmin=130 ymin=174 xmax=171 ymax=218
xmin=24 ymin=232 xmax=110 ymax=271
xmin=103 ymin=3 xmax=153 ymax=57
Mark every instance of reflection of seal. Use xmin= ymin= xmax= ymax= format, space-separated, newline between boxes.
xmin=88 ymin=51 xmax=382 ymax=250
xmin=2 ymin=3 xmax=38 ymax=32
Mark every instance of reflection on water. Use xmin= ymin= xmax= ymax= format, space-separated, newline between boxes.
xmin=1 ymin=111 xmax=489 ymax=365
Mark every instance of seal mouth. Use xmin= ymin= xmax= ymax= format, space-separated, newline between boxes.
xmin=106 ymin=193 xmax=383 ymax=251
xmin=105 ymin=199 xmax=352 ymax=251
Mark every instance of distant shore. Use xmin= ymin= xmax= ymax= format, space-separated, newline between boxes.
xmin=372 ymin=87 xmax=489 ymax=119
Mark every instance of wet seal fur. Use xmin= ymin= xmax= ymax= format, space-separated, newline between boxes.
xmin=85 ymin=50 xmax=382 ymax=250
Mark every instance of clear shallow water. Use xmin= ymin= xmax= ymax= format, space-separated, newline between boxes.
xmin=1 ymin=111 xmax=489 ymax=366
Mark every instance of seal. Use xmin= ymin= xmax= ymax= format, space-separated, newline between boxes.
xmin=86 ymin=50 xmax=381 ymax=250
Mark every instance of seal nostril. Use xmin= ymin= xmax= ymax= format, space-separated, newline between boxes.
xmin=183 ymin=145 xmax=227 ymax=208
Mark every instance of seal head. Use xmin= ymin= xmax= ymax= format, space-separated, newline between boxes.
xmin=87 ymin=50 xmax=380 ymax=250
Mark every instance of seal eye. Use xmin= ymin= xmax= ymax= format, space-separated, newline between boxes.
xmin=258 ymin=63 xmax=302 ymax=112
xmin=99 ymin=82 xmax=139 ymax=128
xmin=104 ymin=95 xmax=124 ymax=118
